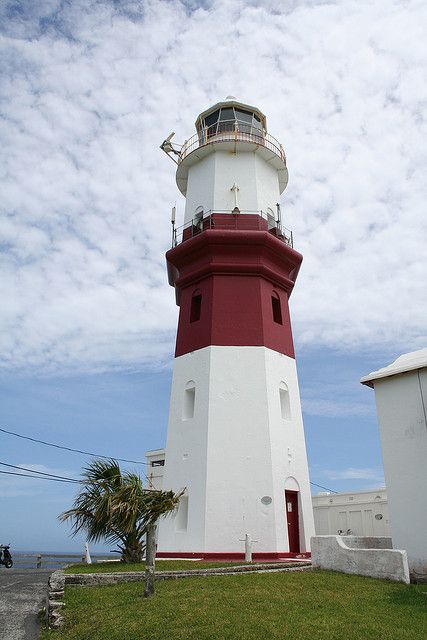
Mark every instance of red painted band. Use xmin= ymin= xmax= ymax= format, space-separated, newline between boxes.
xmin=166 ymin=223 xmax=302 ymax=358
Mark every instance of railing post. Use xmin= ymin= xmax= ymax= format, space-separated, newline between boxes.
xmin=37 ymin=554 xmax=42 ymax=569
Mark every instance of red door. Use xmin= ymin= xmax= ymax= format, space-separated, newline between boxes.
xmin=285 ymin=490 xmax=300 ymax=553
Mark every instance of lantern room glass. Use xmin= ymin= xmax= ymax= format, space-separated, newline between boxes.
xmin=197 ymin=106 xmax=265 ymax=142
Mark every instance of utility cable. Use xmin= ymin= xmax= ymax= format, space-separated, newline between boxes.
xmin=0 ymin=469 xmax=78 ymax=483
xmin=309 ymin=481 xmax=338 ymax=494
xmin=0 ymin=427 xmax=148 ymax=465
xmin=0 ymin=461 xmax=80 ymax=482
xmin=0 ymin=461 xmax=157 ymax=490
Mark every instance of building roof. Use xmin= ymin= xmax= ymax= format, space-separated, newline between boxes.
xmin=360 ymin=347 xmax=427 ymax=388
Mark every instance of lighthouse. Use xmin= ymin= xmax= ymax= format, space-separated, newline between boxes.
xmin=158 ymin=98 xmax=315 ymax=559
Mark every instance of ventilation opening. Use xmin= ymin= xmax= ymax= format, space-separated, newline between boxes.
xmin=183 ymin=384 xmax=195 ymax=420
xmin=175 ymin=495 xmax=189 ymax=531
xmin=279 ymin=383 xmax=291 ymax=420
xmin=190 ymin=294 xmax=202 ymax=323
xmin=272 ymin=295 xmax=282 ymax=324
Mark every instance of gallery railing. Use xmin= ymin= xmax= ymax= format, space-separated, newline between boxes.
xmin=171 ymin=209 xmax=293 ymax=248
xmin=178 ymin=120 xmax=286 ymax=165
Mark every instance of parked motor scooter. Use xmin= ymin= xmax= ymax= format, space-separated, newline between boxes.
xmin=0 ymin=544 xmax=13 ymax=568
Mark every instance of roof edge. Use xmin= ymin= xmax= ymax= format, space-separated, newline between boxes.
xmin=360 ymin=347 xmax=427 ymax=387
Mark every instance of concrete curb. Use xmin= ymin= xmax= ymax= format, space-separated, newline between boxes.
xmin=64 ymin=562 xmax=312 ymax=586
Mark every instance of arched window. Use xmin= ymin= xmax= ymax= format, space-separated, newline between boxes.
xmin=190 ymin=289 xmax=202 ymax=323
xmin=175 ymin=495 xmax=189 ymax=531
xmin=183 ymin=381 xmax=196 ymax=420
xmin=279 ymin=381 xmax=291 ymax=420
xmin=271 ymin=291 xmax=282 ymax=325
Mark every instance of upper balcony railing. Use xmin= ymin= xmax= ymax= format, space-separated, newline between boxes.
xmin=178 ymin=120 xmax=287 ymax=165
xmin=171 ymin=209 xmax=293 ymax=248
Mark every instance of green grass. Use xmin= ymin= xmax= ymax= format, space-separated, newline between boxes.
xmin=42 ymin=570 xmax=427 ymax=640
xmin=65 ymin=560 xmax=258 ymax=573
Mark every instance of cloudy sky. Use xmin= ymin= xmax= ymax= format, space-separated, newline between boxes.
xmin=1 ymin=0 xmax=426 ymax=550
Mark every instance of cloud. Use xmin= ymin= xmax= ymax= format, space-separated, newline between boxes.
xmin=302 ymin=399 xmax=371 ymax=418
xmin=1 ymin=0 xmax=426 ymax=374
xmin=325 ymin=467 xmax=384 ymax=483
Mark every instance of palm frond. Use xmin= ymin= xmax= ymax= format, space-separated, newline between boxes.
xmin=58 ymin=458 xmax=182 ymax=561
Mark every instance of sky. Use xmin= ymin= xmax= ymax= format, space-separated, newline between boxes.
xmin=0 ymin=0 xmax=426 ymax=551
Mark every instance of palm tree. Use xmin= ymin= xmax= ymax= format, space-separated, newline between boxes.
xmin=59 ymin=459 xmax=182 ymax=563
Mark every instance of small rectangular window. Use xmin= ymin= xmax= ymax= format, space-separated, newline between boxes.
xmin=151 ymin=460 xmax=165 ymax=467
xmin=190 ymin=294 xmax=202 ymax=323
xmin=272 ymin=296 xmax=282 ymax=324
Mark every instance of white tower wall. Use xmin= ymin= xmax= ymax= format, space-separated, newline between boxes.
xmin=184 ymin=151 xmax=281 ymax=224
xmin=158 ymin=345 xmax=315 ymax=555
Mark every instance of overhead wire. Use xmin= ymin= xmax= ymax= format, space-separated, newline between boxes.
xmin=0 ymin=469 xmax=78 ymax=484
xmin=309 ymin=481 xmax=338 ymax=494
xmin=0 ymin=460 xmax=80 ymax=483
xmin=0 ymin=426 xmax=148 ymax=465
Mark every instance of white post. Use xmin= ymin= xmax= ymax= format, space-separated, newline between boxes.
xmin=244 ymin=533 xmax=252 ymax=562
xmin=84 ymin=542 xmax=92 ymax=564
xmin=144 ymin=524 xmax=157 ymax=598
xmin=230 ymin=183 xmax=240 ymax=209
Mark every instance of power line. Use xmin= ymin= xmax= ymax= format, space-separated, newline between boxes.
xmin=0 ymin=468 xmax=160 ymax=492
xmin=310 ymin=481 xmax=338 ymax=494
xmin=0 ymin=469 xmax=78 ymax=484
xmin=0 ymin=427 xmax=148 ymax=465
xmin=0 ymin=461 xmax=80 ymax=483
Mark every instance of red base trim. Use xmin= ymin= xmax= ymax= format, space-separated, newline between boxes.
xmin=156 ymin=551 xmax=311 ymax=561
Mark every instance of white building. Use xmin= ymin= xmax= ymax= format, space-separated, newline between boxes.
xmin=312 ymin=489 xmax=390 ymax=537
xmin=361 ymin=348 xmax=427 ymax=580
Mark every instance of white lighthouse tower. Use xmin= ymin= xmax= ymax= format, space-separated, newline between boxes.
xmin=158 ymin=99 xmax=315 ymax=559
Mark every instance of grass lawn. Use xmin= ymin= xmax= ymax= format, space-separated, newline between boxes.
xmin=42 ymin=570 xmax=426 ymax=640
xmin=64 ymin=560 xmax=261 ymax=573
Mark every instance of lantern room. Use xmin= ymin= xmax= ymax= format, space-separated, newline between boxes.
xmin=174 ymin=98 xmax=289 ymax=226
xmin=195 ymin=99 xmax=266 ymax=141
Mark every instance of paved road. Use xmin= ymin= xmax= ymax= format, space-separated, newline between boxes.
xmin=0 ymin=568 xmax=50 ymax=640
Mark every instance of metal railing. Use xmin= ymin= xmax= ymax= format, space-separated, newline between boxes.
xmin=171 ymin=209 xmax=293 ymax=248
xmin=9 ymin=552 xmax=114 ymax=570
xmin=179 ymin=120 xmax=286 ymax=165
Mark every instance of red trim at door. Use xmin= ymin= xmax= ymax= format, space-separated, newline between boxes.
xmin=285 ymin=490 xmax=300 ymax=553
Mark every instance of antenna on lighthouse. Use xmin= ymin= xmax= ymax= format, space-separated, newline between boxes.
xmin=276 ymin=202 xmax=281 ymax=227
xmin=160 ymin=132 xmax=181 ymax=164
xmin=171 ymin=205 xmax=177 ymax=246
